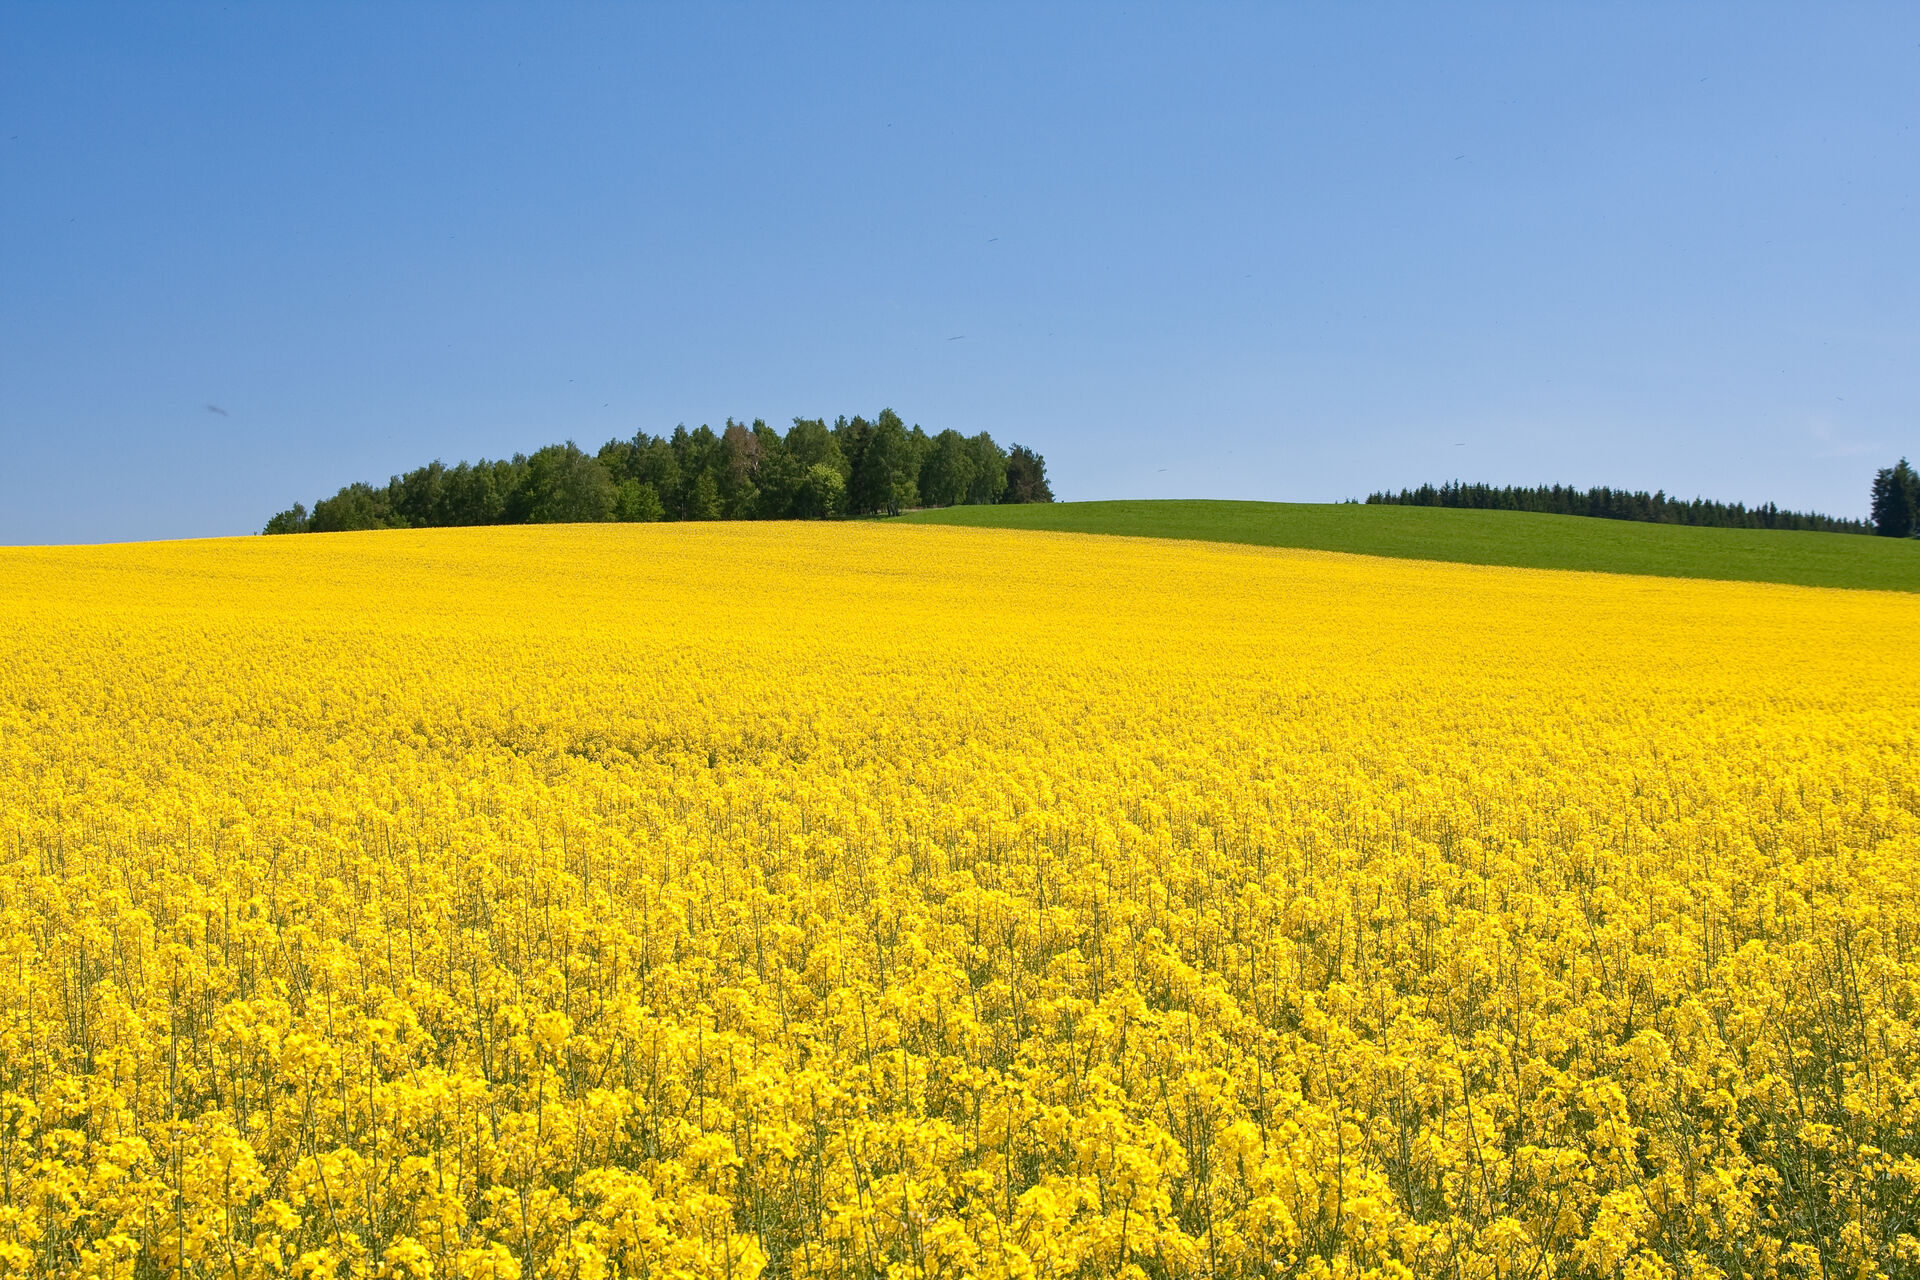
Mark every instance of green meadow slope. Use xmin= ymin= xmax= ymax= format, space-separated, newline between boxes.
xmin=898 ymin=499 xmax=1920 ymax=592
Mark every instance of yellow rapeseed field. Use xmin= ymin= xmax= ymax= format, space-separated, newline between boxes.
xmin=2 ymin=523 xmax=1918 ymax=1280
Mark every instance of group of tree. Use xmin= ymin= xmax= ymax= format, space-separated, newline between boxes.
xmin=263 ymin=410 xmax=1053 ymax=534
xmin=1870 ymin=459 xmax=1919 ymax=538
xmin=1366 ymin=479 xmax=1885 ymax=534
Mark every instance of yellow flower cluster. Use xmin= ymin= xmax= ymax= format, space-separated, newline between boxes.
xmin=2 ymin=524 xmax=1917 ymax=1280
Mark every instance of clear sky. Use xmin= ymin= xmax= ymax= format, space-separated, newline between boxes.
xmin=2 ymin=4 xmax=1915 ymax=543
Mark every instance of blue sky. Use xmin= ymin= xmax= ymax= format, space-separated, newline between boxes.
xmin=2 ymin=3 xmax=1915 ymax=543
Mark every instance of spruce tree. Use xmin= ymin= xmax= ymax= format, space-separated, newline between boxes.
xmin=1871 ymin=459 xmax=1919 ymax=538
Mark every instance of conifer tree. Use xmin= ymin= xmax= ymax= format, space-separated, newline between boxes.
xmin=1871 ymin=458 xmax=1918 ymax=538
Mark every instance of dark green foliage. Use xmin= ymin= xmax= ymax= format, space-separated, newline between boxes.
xmin=833 ymin=417 xmax=872 ymax=507
xmin=793 ymin=464 xmax=847 ymax=519
xmin=1368 ymin=480 xmax=1869 ymax=534
xmin=436 ymin=460 xmax=520 ymax=526
xmin=613 ymin=479 xmax=664 ymax=523
xmin=919 ymin=430 xmax=977 ymax=508
xmin=689 ymin=471 xmax=723 ymax=521
xmin=511 ymin=443 xmax=616 ymax=524
xmin=785 ymin=418 xmax=842 ymax=472
xmin=719 ymin=420 xmax=763 ymax=518
xmin=311 ymin=482 xmax=400 ymax=532
xmin=261 ymin=503 xmax=310 ymax=535
xmin=965 ymin=433 xmax=1010 ymax=505
xmin=1870 ymin=459 xmax=1919 ymax=538
xmin=901 ymin=499 xmax=1920 ymax=592
xmin=1003 ymin=445 xmax=1053 ymax=504
xmin=263 ymin=411 xmax=1047 ymax=533
xmin=852 ymin=410 xmax=919 ymax=516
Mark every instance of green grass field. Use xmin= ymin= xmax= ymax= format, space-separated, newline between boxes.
xmin=898 ymin=499 xmax=1920 ymax=592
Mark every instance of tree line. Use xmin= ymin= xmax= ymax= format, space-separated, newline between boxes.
xmin=264 ymin=410 xmax=1052 ymax=533
xmin=1365 ymin=479 xmax=1888 ymax=534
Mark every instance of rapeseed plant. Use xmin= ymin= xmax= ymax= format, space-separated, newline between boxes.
xmin=0 ymin=523 xmax=1916 ymax=1279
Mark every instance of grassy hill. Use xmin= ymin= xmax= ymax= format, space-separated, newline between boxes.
xmin=897 ymin=499 xmax=1920 ymax=592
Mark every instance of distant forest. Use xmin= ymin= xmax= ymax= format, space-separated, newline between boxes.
xmin=1366 ymin=481 xmax=1874 ymax=534
xmin=264 ymin=410 xmax=1052 ymax=533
